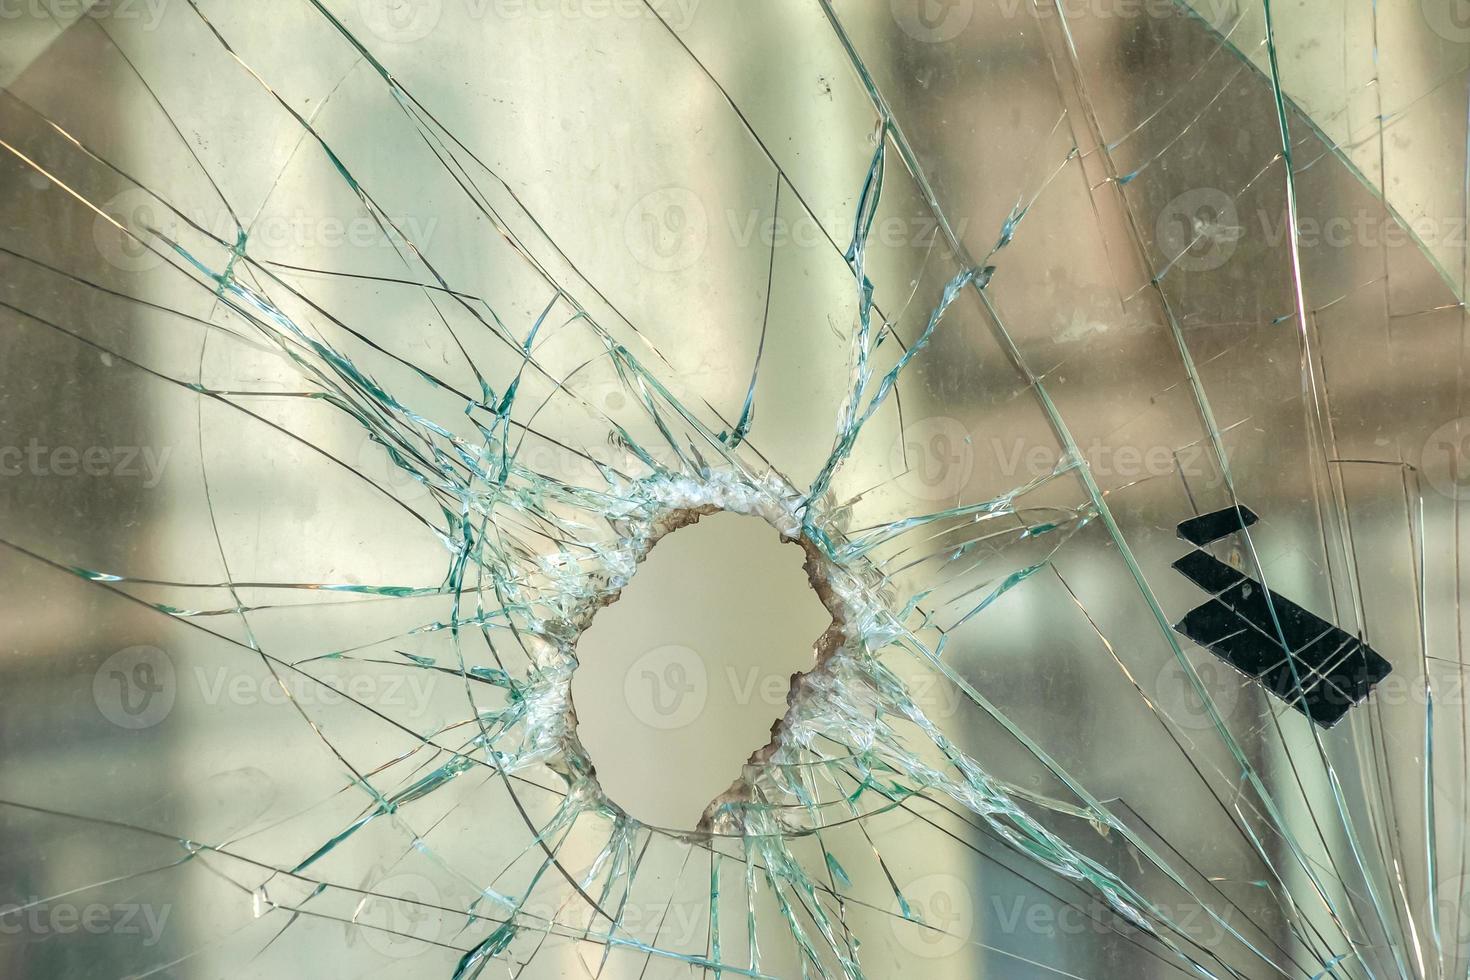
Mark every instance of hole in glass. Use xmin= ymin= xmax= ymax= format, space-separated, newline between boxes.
xmin=570 ymin=510 xmax=833 ymax=833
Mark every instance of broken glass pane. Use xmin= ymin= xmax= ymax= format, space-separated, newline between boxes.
xmin=1 ymin=1 xmax=1468 ymax=978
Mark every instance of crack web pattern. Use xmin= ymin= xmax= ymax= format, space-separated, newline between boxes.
xmin=1 ymin=1 xmax=1468 ymax=978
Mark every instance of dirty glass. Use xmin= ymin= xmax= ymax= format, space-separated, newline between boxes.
xmin=1 ymin=1 xmax=1468 ymax=978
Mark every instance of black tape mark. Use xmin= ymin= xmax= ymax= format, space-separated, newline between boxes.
xmin=1171 ymin=507 xmax=1391 ymax=728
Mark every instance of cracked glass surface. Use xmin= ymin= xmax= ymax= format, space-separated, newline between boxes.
xmin=2 ymin=0 xmax=1470 ymax=977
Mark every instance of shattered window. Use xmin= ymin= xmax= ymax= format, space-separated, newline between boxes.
xmin=4 ymin=0 xmax=1470 ymax=977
